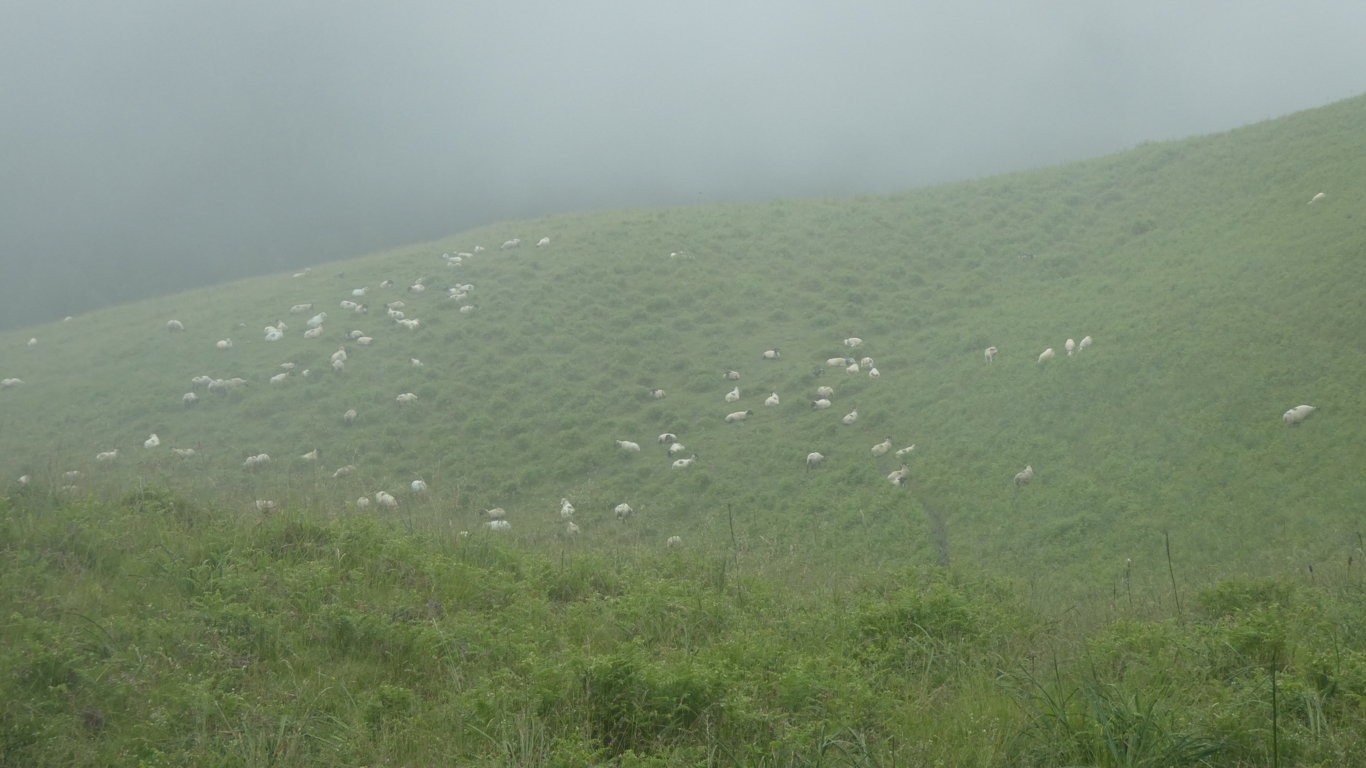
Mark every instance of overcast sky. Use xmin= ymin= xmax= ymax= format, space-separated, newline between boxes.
xmin=3 ymin=1 xmax=1366 ymax=329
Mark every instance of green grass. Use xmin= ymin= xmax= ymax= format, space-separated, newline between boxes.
xmin=2 ymin=93 xmax=1365 ymax=764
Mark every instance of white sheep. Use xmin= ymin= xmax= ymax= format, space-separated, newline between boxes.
xmin=985 ymin=346 xmax=998 ymax=364
xmin=657 ymin=432 xmax=678 ymax=444
xmin=352 ymin=287 xmax=368 ymax=297
xmin=1037 ymin=348 xmax=1055 ymax=364
xmin=458 ymin=304 xmax=477 ymax=314
xmin=666 ymin=535 xmax=683 ymax=548
xmin=764 ymin=392 xmax=780 ymax=407
xmin=537 ymin=237 xmax=550 ymax=246
xmin=806 ymin=452 xmax=825 ymax=468
xmin=841 ymin=409 xmax=859 ymax=425
xmin=816 ymin=385 xmax=834 ymax=398
xmin=215 ymin=338 xmax=233 ymax=350
xmin=264 ymin=326 xmax=284 ymax=342
xmin=1309 ymin=192 xmax=1326 ymax=204
xmin=243 ymin=453 xmax=271 ymax=469
xmin=1 ymin=378 xmax=24 ymax=388
xmin=672 ymin=455 xmax=696 ymax=469
xmin=725 ymin=386 xmax=740 ymax=403
xmin=331 ymin=359 xmax=345 ymax=373
xmin=565 ymin=521 xmax=580 ymax=535
xmin=166 ymin=319 xmax=185 ymax=332
xmin=761 ymin=348 xmax=781 ymax=360
xmin=887 ymin=466 xmax=909 ymax=487
xmin=1078 ymin=335 xmax=1093 ymax=351
xmin=868 ymin=367 xmax=880 ymax=379
xmin=303 ymin=325 xmax=324 ymax=339
xmin=357 ymin=335 xmax=375 ymax=346
xmin=343 ymin=408 xmax=358 ymax=425
xmin=289 ymin=303 xmax=313 ymax=314
xmin=182 ymin=392 xmax=199 ymax=405
xmin=306 ymin=312 xmax=327 ymax=328
xmin=486 ymin=519 xmax=512 ymax=531
xmin=724 ymin=369 xmax=741 ymax=381
xmin=333 ymin=464 xmax=356 ymax=478
xmin=396 ymin=393 xmax=418 ymax=404
xmin=501 ymin=238 xmax=521 ymax=249
xmin=172 ymin=448 xmax=196 ymax=458
xmin=396 ymin=318 xmax=420 ymax=330
xmin=18 ymin=474 xmax=31 ymax=485
xmin=1065 ymin=338 xmax=1076 ymax=356
xmin=895 ymin=444 xmax=916 ymax=458
xmin=559 ymin=498 xmax=575 ymax=518
xmin=1283 ymin=404 xmax=1316 ymax=426
xmin=725 ymin=409 xmax=754 ymax=423
xmin=375 ymin=491 xmax=398 ymax=509
xmin=339 ymin=300 xmax=363 ymax=312
xmin=191 ymin=375 xmax=213 ymax=389
xmin=845 ymin=361 xmax=860 ymax=375
xmin=411 ymin=358 xmax=423 ymax=368
xmin=811 ymin=398 xmax=832 ymax=409
xmin=826 ymin=357 xmax=852 ymax=368
xmin=408 ymin=283 xmax=426 ymax=294
xmin=270 ymin=372 xmax=289 ymax=384
xmin=96 ymin=450 xmax=118 ymax=462
xmin=486 ymin=507 xmax=507 ymax=520
xmin=844 ymin=337 xmax=864 ymax=348
xmin=64 ymin=470 xmax=81 ymax=480
xmin=871 ymin=438 xmax=892 ymax=457
xmin=255 ymin=499 xmax=278 ymax=513
xmin=667 ymin=442 xmax=687 ymax=457
xmin=649 ymin=388 xmax=665 ymax=399
xmin=614 ymin=503 xmax=633 ymax=520
xmin=615 ymin=439 xmax=641 ymax=452
xmin=860 ymin=357 xmax=874 ymax=369
xmin=300 ymin=448 xmax=319 ymax=461
xmin=356 ymin=496 xmax=371 ymax=509
xmin=411 ymin=479 xmax=428 ymax=492
xmin=1014 ymin=464 xmax=1035 ymax=487
xmin=144 ymin=433 xmax=160 ymax=449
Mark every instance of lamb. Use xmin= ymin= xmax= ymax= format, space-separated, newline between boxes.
xmin=182 ymin=392 xmax=199 ymax=405
xmin=18 ymin=474 xmax=30 ymax=486
xmin=411 ymin=479 xmax=428 ymax=492
xmin=615 ymin=440 xmax=642 ymax=452
xmin=215 ymin=338 xmax=233 ymax=350
xmin=356 ymin=496 xmax=371 ymax=509
xmin=1078 ymin=335 xmax=1093 ymax=351
xmin=895 ymin=444 xmax=916 ymax=458
xmin=166 ymin=319 xmax=185 ymax=332
xmin=331 ymin=359 xmax=345 ymax=373
xmin=96 ymin=450 xmax=118 ymax=462
xmin=841 ymin=409 xmax=859 ymax=425
xmin=985 ymin=346 xmax=998 ymax=364
xmin=761 ymin=348 xmax=781 ymax=360
xmin=811 ymin=398 xmax=832 ymax=409
xmin=1283 ymin=404 xmax=1316 ymax=426
xmin=843 ymin=337 xmax=864 ymax=348
xmin=871 ymin=438 xmax=893 ymax=457
xmin=1065 ymin=338 xmax=1076 ymax=356
xmin=725 ymin=386 xmax=740 ymax=403
xmin=144 ymin=433 xmax=160 ymax=449
xmin=566 ymin=520 xmax=580 ymax=535
xmin=1037 ymin=348 xmax=1055 ymax=364
xmin=672 ymin=455 xmax=696 ymax=469
xmin=614 ymin=503 xmax=633 ymax=520
xmin=806 ymin=451 xmax=825 ymax=468
xmin=887 ymin=466 xmax=909 ymax=487
xmin=395 ymin=393 xmax=418 ymax=404
xmin=1014 ymin=464 xmax=1035 ymax=487
xmin=764 ymin=392 xmax=780 ymax=407
xmin=725 ymin=409 xmax=754 ymax=423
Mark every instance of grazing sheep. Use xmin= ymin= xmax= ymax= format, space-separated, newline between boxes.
xmin=649 ymin=388 xmax=665 ymax=399
xmin=458 ymin=304 xmax=477 ymax=314
xmin=764 ymin=392 xmax=780 ymax=407
xmin=537 ymin=237 xmax=550 ymax=246
xmin=270 ymin=372 xmax=289 ymax=384
xmin=343 ymin=408 xmax=357 ymax=425
xmin=144 ymin=433 xmax=160 ymax=449
xmin=841 ymin=409 xmax=859 ymax=426
xmin=666 ymin=535 xmax=683 ymax=549
xmin=243 ymin=453 xmax=271 ymax=469
xmin=657 ymin=432 xmax=678 ymax=444
xmin=761 ymin=348 xmax=781 ymax=360
xmin=300 ymin=449 xmax=319 ymax=461
xmin=725 ymin=409 xmax=754 ymax=423
xmin=172 ymin=448 xmax=196 ymax=458
xmin=500 ymin=238 xmax=521 ymax=249
xmin=486 ymin=507 xmax=507 ymax=520
xmin=1283 ymin=404 xmax=1316 ymax=426
xmin=332 ymin=464 xmax=357 ymax=478
xmin=1078 ymin=335 xmax=1093 ymax=351
xmin=396 ymin=318 xmax=421 ymax=330
xmin=614 ymin=503 xmax=633 ymax=520
xmin=1309 ymin=192 xmax=1326 ymax=204
xmin=215 ymin=338 xmax=233 ymax=350
xmin=826 ymin=357 xmax=851 ymax=367
xmin=559 ymin=498 xmax=575 ymax=518
xmin=486 ymin=519 xmax=512 ymax=531
xmin=615 ymin=440 xmax=641 ymax=452
xmin=182 ymin=392 xmax=199 ymax=405
xmin=408 ymin=283 xmax=426 ymax=294
xmin=667 ymin=442 xmax=687 ymax=456
xmin=806 ymin=452 xmax=825 ymax=468
xmin=289 ymin=303 xmax=314 ymax=314
xmin=895 ymin=444 xmax=916 ymax=458
xmin=375 ymin=491 xmax=398 ymax=509
xmin=868 ymin=367 xmax=880 ymax=379
xmin=887 ymin=466 xmax=909 ymax=487
xmin=166 ymin=319 xmax=185 ymax=332
xmin=1037 ymin=348 xmax=1055 ymax=364
xmin=811 ymin=398 xmax=832 ymax=409
xmin=1014 ymin=464 xmax=1035 ymax=487
xmin=1065 ymin=338 xmax=1076 ymax=356
xmin=725 ymin=386 xmax=740 ymax=403
xmin=844 ymin=337 xmax=864 ymax=348
xmin=672 ymin=455 xmax=696 ymax=469
xmin=191 ymin=374 xmax=213 ymax=389
xmin=396 ymin=393 xmax=418 ymax=404
xmin=1 ymin=377 xmax=24 ymax=388
xmin=96 ymin=450 xmax=118 ymax=462
xmin=871 ymin=438 xmax=893 ymax=457
xmin=985 ymin=346 xmax=998 ymax=364
xmin=411 ymin=479 xmax=428 ymax=493
xmin=724 ymin=369 xmax=741 ymax=380
xmin=816 ymin=385 xmax=834 ymax=398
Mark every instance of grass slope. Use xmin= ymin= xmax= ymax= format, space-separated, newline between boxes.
xmin=3 ymin=93 xmax=1366 ymax=765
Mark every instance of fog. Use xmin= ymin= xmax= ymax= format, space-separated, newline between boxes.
xmin=3 ymin=1 xmax=1365 ymax=329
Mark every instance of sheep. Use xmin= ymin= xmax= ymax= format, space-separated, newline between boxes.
xmin=375 ymin=491 xmax=398 ymax=509
xmin=396 ymin=393 xmax=418 ymax=404
xmin=761 ymin=348 xmax=781 ymax=360
xmin=486 ymin=507 xmax=507 ymax=520
xmin=352 ymin=287 xmax=368 ymax=297
xmin=615 ymin=439 xmax=641 ymax=452
xmin=18 ymin=474 xmax=31 ymax=486
xmin=537 ymin=237 xmax=550 ymax=246
xmin=845 ymin=361 xmax=860 ymax=375
xmin=559 ymin=498 xmax=575 ymax=518
xmin=725 ymin=409 xmax=754 ymax=423
xmin=339 ymin=300 xmax=363 ymax=312
xmin=255 ymin=499 xmax=278 ymax=513
xmin=871 ymin=438 xmax=893 ymax=457
xmin=666 ymin=535 xmax=683 ymax=549
xmin=458 ymin=305 xmax=477 ymax=314
xmin=303 ymin=325 xmax=325 ymax=339
xmin=64 ymin=470 xmax=82 ymax=480
xmin=387 ymin=307 xmax=405 ymax=320
xmin=895 ymin=444 xmax=916 ymax=458
xmin=764 ymin=392 xmax=780 ymax=407
xmin=486 ymin=519 xmax=512 ymax=531
xmin=408 ymin=283 xmax=426 ymax=294
xmin=725 ymin=386 xmax=740 ymax=403
xmin=95 ymin=450 xmax=118 ymax=462
xmin=860 ymin=357 xmax=874 ymax=369
xmin=1037 ymin=348 xmax=1055 ymax=364
xmin=816 ymin=385 xmax=834 ymax=398
xmin=343 ymin=408 xmax=358 ymax=425
xmin=724 ymin=369 xmax=741 ymax=380
xmin=614 ymin=503 xmax=633 ymax=520
xmin=396 ymin=318 xmax=421 ymax=330
xmin=1078 ymin=335 xmax=1093 ymax=351
xmin=657 ymin=432 xmax=678 ymax=444
xmin=1065 ymin=338 xmax=1076 ymax=356
xmin=243 ymin=453 xmax=271 ymax=469
xmin=331 ymin=359 xmax=345 ymax=373
xmin=985 ymin=346 xmax=998 ymax=364
xmin=191 ymin=374 xmax=213 ymax=389
xmin=649 ymin=388 xmax=665 ymax=399
xmin=411 ymin=358 xmax=423 ymax=367
xmin=843 ymin=337 xmax=864 ymax=348
xmin=356 ymin=496 xmax=371 ymax=509
xmin=500 ymin=238 xmax=521 ymax=249
xmin=888 ymin=465 xmax=910 ymax=487
xmin=565 ymin=521 xmax=580 ymax=535
xmin=1283 ymin=404 xmax=1316 ymax=426
xmin=279 ymin=362 xmax=297 ymax=371
xmin=289 ymin=303 xmax=314 ymax=314
xmin=411 ymin=479 xmax=428 ymax=493
xmin=811 ymin=398 xmax=832 ymax=409
xmin=264 ymin=326 xmax=284 ymax=342
xmin=1309 ymin=192 xmax=1326 ymax=204
xmin=144 ymin=433 xmax=160 ymax=449
xmin=826 ymin=357 xmax=852 ymax=368
xmin=332 ymin=464 xmax=357 ymax=478
xmin=806 ymin=451 xmax=825 ymax=468
xmin=306 ymin=312 xmax=327 ymax=328
xmin=868 ymin=367 xmax=880 ymax=379
xmin=667 ymin=442 xmax=687 ymax=457
xmin=183 ymin=392 xmax=199 ymax=405
xmin=270 ymin=372 xmax=289 ymax=384
xmin=1 ymin=377 xmax=24 ymax=388
xmin=166 ymin=319 xmax=185 ymax=332
xmin=1014 ymin=464 xmax=1035 ymax=487
xmin=300 ymin=449 xmax=319 ymax=461
xmin=841 ymin=409 xmax=859 ymax=426
xmin=672 ymin=455 xmax=696 ymax=469
xmin=215 ymin=338 xmax=233 ymax=350
xmin=172 ymin=448 xmax=196 ymax=458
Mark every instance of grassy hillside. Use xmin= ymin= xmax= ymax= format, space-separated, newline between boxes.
xmin=2 ymin=94 xmax=1365 ymax=764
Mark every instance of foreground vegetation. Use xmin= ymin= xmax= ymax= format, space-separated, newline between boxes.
xmin=3 ymin=487 xmax=1365 ymax=765
xmin=2 ymin=94 xmax=1365 ymax=763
